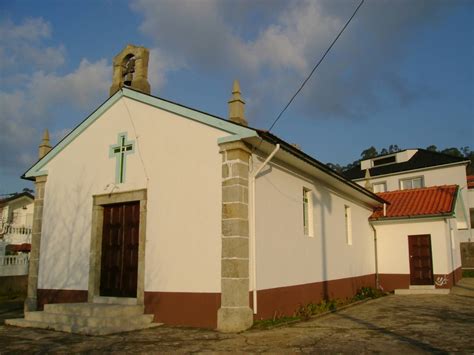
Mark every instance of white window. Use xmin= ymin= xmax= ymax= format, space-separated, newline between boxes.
xmin=400 ymin=177 xmax=424 ymax=190
xmin=373 ymin=182 xmax=387 ymax=193
xmin=303 ymin=188 xmax=314 ymax=237
xmin=344 ymin=205 xmax=352 ymax=245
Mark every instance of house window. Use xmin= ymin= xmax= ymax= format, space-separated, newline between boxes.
xmin=345 ymin=205 xmax=352 ymax=245
xmin=303 ymin=188 xmax=313 ymax=237
xmin=373 ymin=182 xmax=387 ymax=193
xmin=372 ymin=155 xmax=396 ymax=167
xmin=400 ymin=176 xmax=424 ymax=190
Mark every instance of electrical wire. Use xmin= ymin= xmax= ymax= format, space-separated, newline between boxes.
xmin=267 ymin=0 xmax=365 ymax=133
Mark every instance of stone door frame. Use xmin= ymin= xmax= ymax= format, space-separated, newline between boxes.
xmin=88 ymin=189 xmax=147 ymax=305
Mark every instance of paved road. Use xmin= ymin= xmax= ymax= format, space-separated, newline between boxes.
xmin=1 ymin=279 xmax=473 ymax=353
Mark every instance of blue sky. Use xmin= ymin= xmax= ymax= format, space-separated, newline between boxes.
xmin=1 ymin=0 xmax=473 ymax=194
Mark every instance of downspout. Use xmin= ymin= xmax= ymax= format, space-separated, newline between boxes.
xmin=249 ymin=143 xmax=280 ymax=315
xmin=369 ymin=222 xmax=380 ymax=290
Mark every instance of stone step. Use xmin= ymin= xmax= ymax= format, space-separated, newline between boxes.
xmin=44 ymin=303 xmax=144 ymax=317
xmin=409 ymin=285 xmax=435 ymax=290
xmin=6 ymin=318 xmax=162 ymax=336
xmin=25 ymin=311 xmax=154 ymax=328
xmin=93 ymin=296 xmax=137 ymax=305
xmin=395 ymin=288 xmax=450 ymax=295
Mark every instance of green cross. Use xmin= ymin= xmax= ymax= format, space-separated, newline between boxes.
xmin=109 ymin=132 xmax=135 ymax=184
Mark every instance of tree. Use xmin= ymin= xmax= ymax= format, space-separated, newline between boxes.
xmin=360 ymin=146 xmax=378 ymax=160
xmin=426 ymin=145 xmax=437 ymax=152
xmin=440 ymin=147 xmax=463 ymax=158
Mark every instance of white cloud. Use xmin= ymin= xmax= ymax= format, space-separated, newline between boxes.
xmin=131 ymin=0 xmax=448 ymax=123
xmin=0 ymin=18 xmax=66 ymax=72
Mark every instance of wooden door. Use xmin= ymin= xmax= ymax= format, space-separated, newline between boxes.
xmin=408 ymin=235 xmax=434 ymax=285
xmin=100 ymin=201 xmax=140 ymax=297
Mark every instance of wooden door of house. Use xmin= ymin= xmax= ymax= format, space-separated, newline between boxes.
xmin=408 ymin=235 xmax=434 ymax=285
xmin=100 ymin=201 xmax=140 ymax=297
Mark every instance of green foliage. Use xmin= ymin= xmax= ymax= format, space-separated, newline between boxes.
xmin=462 ymin=269 xmax=474 ymax=278
xmin=353 ymin=286 xmax=385 ymax=300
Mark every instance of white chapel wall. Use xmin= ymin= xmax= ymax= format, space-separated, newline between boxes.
xmin=254 ymin=157 xmax=376 ymax=291
xmin=39 ymin=97 xmax=227 ymax=293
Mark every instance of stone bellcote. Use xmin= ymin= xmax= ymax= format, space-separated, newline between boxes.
xmin=38 ymin=129 xmax=52 ymax=159
xmin=109 ymin=44 xmax=151 ymax=97
xmin=228 ymin=80 xmax=248 ymax=126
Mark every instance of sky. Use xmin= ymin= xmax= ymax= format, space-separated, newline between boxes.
xmin=1 ymin=0 xmax=473 ymax=195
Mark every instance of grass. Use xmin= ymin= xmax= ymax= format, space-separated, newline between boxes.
xmin=252 ymin=286 xmax=386 ymax=329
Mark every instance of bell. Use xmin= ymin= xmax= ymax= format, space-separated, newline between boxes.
xmin=124 ymin=72 xmax=133 ymax=86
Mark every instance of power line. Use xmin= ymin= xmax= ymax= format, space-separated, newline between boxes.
xmin=267 ymin=0 xmax=365 ymax=132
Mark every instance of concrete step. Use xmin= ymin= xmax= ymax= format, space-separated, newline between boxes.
xmin=25 ymin=311 xmax=154 ymax=328
xmin=93 ymin=296 xmax=137 ymax=305
xmin=395 ymin=288 xmax=450 ymax=295
xmin=44 ymin=303 xmax=144 ymax=317
xmin=5 ymin=302 xmax=161 ymax=335
xmin=409 ymin=285 xmax=435 ymax=290
xmin=6 ymin=318 xmax=161 ymax=336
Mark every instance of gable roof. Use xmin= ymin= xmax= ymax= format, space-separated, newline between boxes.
xmin=22 ymin=87 xmax=258 ymax=180
xmin=344 ymin=149 xmax=469 ymax=180
xmin=370 ymin=185 xmax=458 ymax=221
xmin=21 ymin=87 xmax=385 ymax=206
xmin=0 ymin=192 xmax=34 ymax=206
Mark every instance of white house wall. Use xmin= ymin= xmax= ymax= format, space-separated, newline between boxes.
xmin=38 ymin=97 xmax=227 ymax=293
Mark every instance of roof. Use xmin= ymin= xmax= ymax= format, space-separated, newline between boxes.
xmin=256 ymin=130 xmax=386 ymax=205
xmin=22 ymin=87 xmax=385 ymax=206
xmin=467 ymin=175 xmax=474 ymax=189
xmin=344 ymin=149 xmax=469 ymax=180
xmin=370 ymin=185 xmax=458 ymax=221
xmin=0 ymin=192 xmax=34 ymax=206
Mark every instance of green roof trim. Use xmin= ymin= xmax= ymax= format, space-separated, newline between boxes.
xmin=23 ymin=88 xmax=257 ymax=179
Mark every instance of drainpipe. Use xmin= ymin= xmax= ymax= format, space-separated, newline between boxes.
xmin=249 ymin=143 xmax=280 ymax=315
xmin=369 ymin=222 xmax=380 ymax=290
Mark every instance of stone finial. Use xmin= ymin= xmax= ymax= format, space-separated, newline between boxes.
xmin=364 ymin=169 xmax=373 ymax=191
xmin=38 ymin=129 xmax=52 ymax=159
xmin=228 ymin=80 xmax=248 ymax=126
xmin=109 ymin=44 xmax=151 ymax=97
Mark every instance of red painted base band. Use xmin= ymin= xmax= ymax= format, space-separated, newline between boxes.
xmin=379 ymin=267 xmax=463 ymax=291
xmin=37 ymin=289 xmax=88 ymax=310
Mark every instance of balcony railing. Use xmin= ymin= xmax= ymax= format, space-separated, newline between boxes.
xmin=0 ymin=254 xmax=29 ymax=276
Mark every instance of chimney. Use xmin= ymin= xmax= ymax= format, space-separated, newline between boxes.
xmin=38 ymin=129 xmax=52 ymax=159
xmin=228 ymin=80 xmax=248 ymax=126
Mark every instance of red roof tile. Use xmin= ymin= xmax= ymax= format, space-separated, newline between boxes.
xmin=370 ymin=185 xmax=458 ymax=220
xmin=467 ymin=175 xmax=474 ymax=189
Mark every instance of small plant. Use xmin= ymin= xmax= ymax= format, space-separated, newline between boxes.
xmin=353 ymin=286 xmax=385 ymax=301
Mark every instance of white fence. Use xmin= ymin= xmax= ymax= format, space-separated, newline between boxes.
xmin=0 ymin=255 xmax=29 ymax=276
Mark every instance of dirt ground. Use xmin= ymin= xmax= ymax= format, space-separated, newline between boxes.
xmin=1 ymin=279 xmax=473 ymax=353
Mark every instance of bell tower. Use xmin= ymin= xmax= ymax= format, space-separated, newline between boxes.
xmin=109 ymin=44 xmax=151 ymax=96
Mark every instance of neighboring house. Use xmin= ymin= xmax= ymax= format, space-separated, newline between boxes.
xmin=344 ymin=149 xmax=472 ymax=241
xmin=0 ymin=192 xmax=33 ymax=280
xmin=0 ymin=192 xmax=34 ymax=253
xmin=6 ymin=45 xmax=465 ymax=335
xmin=344 ymin=149 xmax=471 ymax=287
